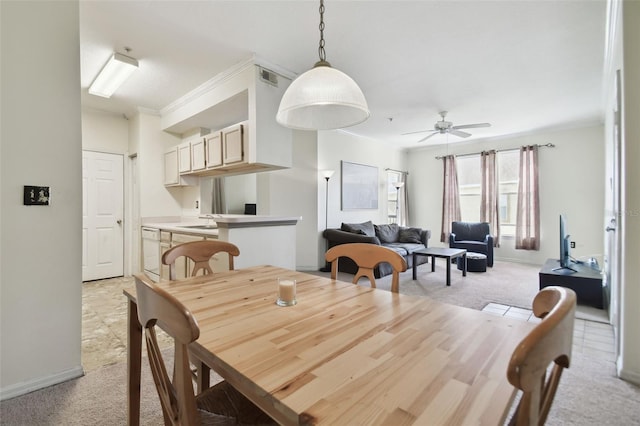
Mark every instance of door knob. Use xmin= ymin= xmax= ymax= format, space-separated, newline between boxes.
xmin=117 ymin=219 xmax=122 ymax=225
xmin=606 ymin=226 xmax=615 ymax=232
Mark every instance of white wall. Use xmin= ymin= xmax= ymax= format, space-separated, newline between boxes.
xmin=1 ymin=1 xmax=83 ymax=399
xmin=316 ymin=130 xmax=407 ymax=266
xmin=133 ymin=113 xmax=183 ymax=220
xmin=258 ymin=130 xmax=319 ymax=271
xmin=408 ymin=125 xmax=605 ymax=265
xmin=81 ymin=110 xmax=129 ymax=153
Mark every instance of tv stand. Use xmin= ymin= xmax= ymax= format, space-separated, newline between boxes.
xmin=551 ymin=264 xmax=577 ymax=274
xmin=539 ymin=258 xmax=604 ymax=309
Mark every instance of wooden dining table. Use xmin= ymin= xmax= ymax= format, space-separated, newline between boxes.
xmin=124 ymin=265 xmax=534 ymax=425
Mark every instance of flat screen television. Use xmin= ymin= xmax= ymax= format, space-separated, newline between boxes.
xmin=554 ymin=214 xmax=577 ymax=274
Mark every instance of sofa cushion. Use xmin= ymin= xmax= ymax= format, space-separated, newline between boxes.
xmin=385 ymin=242 xmax=424 ymax=255
xmin=381 ymin=244 xmax=408 ymax=257
xmin=375 ymin=223 xmax=400 ymax=243
xmin=398 ymin=227 xmax=423 ymax=244
xmin=341 ymin=221 xmax=375 ymax=237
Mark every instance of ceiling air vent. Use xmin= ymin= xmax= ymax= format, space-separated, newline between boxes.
xmin=259 ymin=67 xmax=278 ymax=87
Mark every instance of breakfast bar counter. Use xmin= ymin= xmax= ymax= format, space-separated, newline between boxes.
xmin=143 ymin=214 xmax=301 ymax=271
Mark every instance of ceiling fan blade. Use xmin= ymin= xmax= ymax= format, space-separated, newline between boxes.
xmin=418 ymin=132 xmax=439 ymax=143
xmin=450 ymin=129 xmax=471 ymax=138
xmin=452 ymin=123 xmax=491 ymax=130
xmin=402 ymin=129 xmax=434 ymax=136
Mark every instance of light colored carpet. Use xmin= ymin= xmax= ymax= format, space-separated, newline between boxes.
xmin=1 ymin=261 xmax=637 ymax=425
xmin=332 ymin=259 xmax=541 ymax=310
xmin=315 ymin=260 xmax=609 ymax=323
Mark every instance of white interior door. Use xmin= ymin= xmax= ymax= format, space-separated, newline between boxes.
xmin=82 ymin=151 xmax=124 ymax=281
xmin=605 ymin=70 xmax=623 ymax=348
xmin=130 ymin=154 xmax=139 ymax=276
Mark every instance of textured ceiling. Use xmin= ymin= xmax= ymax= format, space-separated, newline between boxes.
xmin=80 ymin=0 xmax=606 ymax=149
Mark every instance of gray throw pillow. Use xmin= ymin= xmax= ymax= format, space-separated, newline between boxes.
xmin=399 ymin=227 xmax=423 ymax=244
xmin=341 ymin=221 xmax=375 ymax=237
xmin=375 ymin=223 xmax=400 ymax=243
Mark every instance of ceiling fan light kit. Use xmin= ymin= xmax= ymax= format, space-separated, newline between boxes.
xmin=276 ymin=0 xmax=370 ymax=131
xmin=404 ymin=111 xmax=491 ymax=143
xmin=88 ymin=52 xmax=138 ymax=98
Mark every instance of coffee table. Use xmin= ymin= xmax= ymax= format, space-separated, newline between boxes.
xmin=412 ymin=247 xmax=467 ymax=286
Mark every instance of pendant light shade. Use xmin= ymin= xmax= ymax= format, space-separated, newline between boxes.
xmin=276 ymin=64 xmax=370 ymax=130
xmin=276 ymin=0 xmax=369 ymax=131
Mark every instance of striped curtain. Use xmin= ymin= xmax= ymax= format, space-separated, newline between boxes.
xmin=481 ymin=150 xmax=500 ymax=247
xmin=515 ymin=145 xmax=540 ymax=250
xmin=440 ymin=155 xmax=461 ymax=243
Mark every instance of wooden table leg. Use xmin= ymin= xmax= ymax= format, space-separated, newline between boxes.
xmin=127 ymin=298 xmax=142 ymax=426
xmin=412 ymin=253 xmax=418 ymax=280
xmin=446 ymin=257 xmax=451 ymax=286
xmin=431 ymin=256 xmax=436 ymax=272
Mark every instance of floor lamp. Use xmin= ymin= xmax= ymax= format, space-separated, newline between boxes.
xmin=320 ymin=170 xmax=334 ymax=272
xmin=394 ymin=181 xmax=405 ymax=224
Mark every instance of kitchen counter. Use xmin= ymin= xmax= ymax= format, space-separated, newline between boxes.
xmin=142 ymin=214 xmax=301 ymax=270
xmin=143 ymin=214 xmax=301 ymax=237
xmin=142 ymin=221 xmax=219 ymax=237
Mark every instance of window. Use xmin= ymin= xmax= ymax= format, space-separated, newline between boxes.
xmin=387 ymin=171 xmax=402 ymax=224
xmin=457 ymin=156 xmax=481 ymax=223
xmin=497 ymin=150 xmax=519 ymax=236
xmin=455 ymin=150 xmax=519 ymax=236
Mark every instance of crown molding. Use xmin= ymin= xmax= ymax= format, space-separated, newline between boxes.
xmin=160 ymin=54 xmax=297 ymax=118
xmin=160 ymin=57 xmax=256 ymax=117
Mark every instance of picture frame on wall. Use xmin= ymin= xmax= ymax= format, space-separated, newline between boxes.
xmin=341 ymin=161 xmax=378 ymax=210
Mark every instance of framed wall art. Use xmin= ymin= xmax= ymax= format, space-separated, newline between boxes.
xmin=341 ymin=161 xmax=378 ymax=210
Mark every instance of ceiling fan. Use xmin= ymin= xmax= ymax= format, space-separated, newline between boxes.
xmin=403 ymin=111 xmax=491 ymax=143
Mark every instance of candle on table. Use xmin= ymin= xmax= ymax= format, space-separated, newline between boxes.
xmin=277 ymin=279 xmax=296 ymax=306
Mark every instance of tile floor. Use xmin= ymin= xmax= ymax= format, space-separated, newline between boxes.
xmin=82 ymin=276 xmax=172 ymax=373
xmin=81 ymin=276 xmax=617 ymax=372
xmin=482 ymin=302 xmax=616 ymax=363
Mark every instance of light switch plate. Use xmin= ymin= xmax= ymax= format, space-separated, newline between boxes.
xmin=24 ymin=185 xmax=50 ymax=205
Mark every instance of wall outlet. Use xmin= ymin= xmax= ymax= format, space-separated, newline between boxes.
xmin=570 ymin=241 xmax=576 ymax=248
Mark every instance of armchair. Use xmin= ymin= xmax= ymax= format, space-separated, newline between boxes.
xmin=449 ymin=221 xmax=494 ymax=267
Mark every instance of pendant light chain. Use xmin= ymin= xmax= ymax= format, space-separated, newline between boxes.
xmin=276 ymin=0 xmax=370 ymax=130
xmin=317 ymin=0 xmax=328 ymax=65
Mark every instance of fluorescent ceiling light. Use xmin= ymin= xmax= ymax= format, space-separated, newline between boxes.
xmin=88 ymin=52 xmax=138 ymax=98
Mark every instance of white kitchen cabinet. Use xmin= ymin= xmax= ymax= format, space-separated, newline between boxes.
xmin=165 ymin=147 xmax=198 ymax=187
xmin=191 ymin=138 xmax=206 ymax=171
xmin=205 ymin=132 xmax=223 ymax=169
xmin=159 ymin=231 xmax=171 ymax=281
xmin=170 ymin=233 xmax=205 ymax=280
xmin=164 ymin=149 xmax=179 ymax=185
xmin=223 ymin=123 xmax=244 ymax=164
xmin=178 ymin=141 xmax=191 ymax=174
xmin=161 ymin=64 xmax=292 ymax=178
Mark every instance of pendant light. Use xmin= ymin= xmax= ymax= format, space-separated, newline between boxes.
xmin=276 ymin=0 xmax=370 ymax=131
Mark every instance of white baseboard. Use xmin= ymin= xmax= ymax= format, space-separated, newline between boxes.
xmin=617 ymin=359 xmax=640 ymax=386
xmin=0 ymin=366 xmax=84 ymax=401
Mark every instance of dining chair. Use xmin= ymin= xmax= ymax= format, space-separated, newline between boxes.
xmin=162 ymin=240 xmax=240 ymax=281
xmin=134 ymin=273 xmax=275 ymax=426
xmin=161 ymin=240 xmax=240 ymax=393
xmin=507 ymin=286 xmax=577 ymax=426
xmin=325 ymin=243 xmax=407 ymax=293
